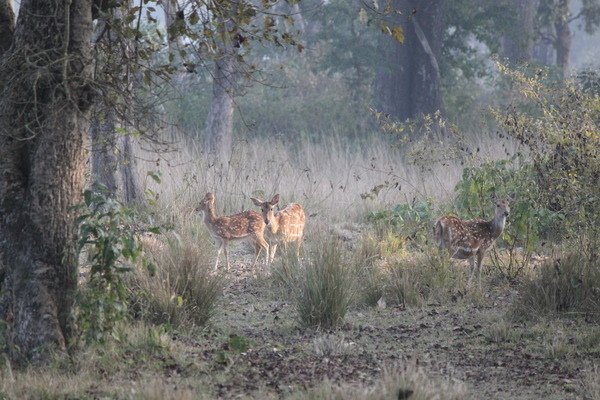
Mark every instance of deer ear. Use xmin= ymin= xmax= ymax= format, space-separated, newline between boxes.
xmin=270 ymin=194 xmax=280 ymax=205
xmin=250 ymin=197 xmax=263 ymax=207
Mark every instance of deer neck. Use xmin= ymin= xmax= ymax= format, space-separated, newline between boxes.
xmin=490 ymin=213 xmax=507 ymax=238
xmin=203 ymin=203 xmax=218 ymax=225
xmin=267 ymin=213 xmax=281 ymax=235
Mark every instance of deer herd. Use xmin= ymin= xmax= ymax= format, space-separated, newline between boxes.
xmin=196 ymin=191 xmax=510 ymax=288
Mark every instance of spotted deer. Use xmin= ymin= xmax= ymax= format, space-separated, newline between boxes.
xmin=433 ymin=197 xmax=511 ymax=287
xmin=250 ymin=194 xmax=306 ymax=262
xmin=196 ymin=192 xmax=269 ymax=270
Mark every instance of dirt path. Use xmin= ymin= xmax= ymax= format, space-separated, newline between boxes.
xmin=192 ymin=255 xmax=593 ymax=399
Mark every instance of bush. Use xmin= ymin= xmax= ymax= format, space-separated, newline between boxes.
xmin=366 ymin=200 xmax=434 ymax=249
xmin=128 ymin=232 xmax=223 ymax=328
xmin=511 ymin=242 xmax=600 ymax=322
xmin=74 ymin=187 xmax=155 ymax=343
xmin=385 ymin=250 xmax=465 ymax=307
xmin=454 ymin=159 xmax=560 ymax=279
xmin=296 ymin=240 xmax=354 ymax=329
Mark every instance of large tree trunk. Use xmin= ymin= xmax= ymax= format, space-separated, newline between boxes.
xmin=502 ymin=0 xmax=536 ymax=64
xmin=554 ymin=0 xmax=571 ymax=79
xmin=373 ymin=0 xmax=445 ymax=122
xmin=0 ymin=0 xmax=94 ymax=363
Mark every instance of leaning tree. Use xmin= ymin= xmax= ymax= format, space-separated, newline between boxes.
xmin=0 ymin=0 xmax=302 ymax=364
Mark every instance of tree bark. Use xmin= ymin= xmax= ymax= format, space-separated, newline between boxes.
xmin=204 ymin=3 xmax=239 ymax=156
xmin=0 ymin=0 xmax=14 ymax=52
xmin=373 ymin=0 xmax=445 ymax=122
xmin=0 ymin=0 xmax=94 ymax=363
xmin=554 ymin=0 xmax=571 ymax=79
xmin=502 ymin=0 xmax=536 ymax=64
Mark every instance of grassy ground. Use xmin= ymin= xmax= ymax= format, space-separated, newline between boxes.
xmin=2 ymin=135 xmax=598 ymax=399
xmin=2 ymin=244 xmax=598 ymax=399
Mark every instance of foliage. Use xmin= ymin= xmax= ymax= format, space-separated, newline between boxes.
xmin=454 ymin=159 xmax=560 ymax=279
xmin=366 ymin=200 xmax=434 ymax=248
xmin=296 ymin=240 xmax=354 ymax=329
xmin=511 ymin=242 xmax=600 ymax=322
xmin=495 ymin=64 xmax=600 ymax=237
xmin=74 ymin=187 xmax=156 ymax=343
xmin=128 ymin=232 xmax=223 ymax=328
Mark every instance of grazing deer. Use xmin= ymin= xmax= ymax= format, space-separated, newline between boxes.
xmin=250 ymin=194 xmax=306 ymax=262
xmin=196 ymin=192 xmax=269 ymax=270
xmin=433 ymin=197 xmax=511 ymax=287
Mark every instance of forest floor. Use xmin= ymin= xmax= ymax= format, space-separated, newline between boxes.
xmin=2 ymin=249 xmax=599 ymax=400
xmin=191 ymin=256 xmax=597 ymax=399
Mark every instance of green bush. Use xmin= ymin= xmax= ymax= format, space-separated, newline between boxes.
xmin=454 ymin=159 xmax=560 ymax=279
xmin=366 ymin=199 xmax=434 ymax=248
xmin=74 ymin=187 xmax=155 ymax=343
xmin=296 ymin=240 xmax=354 ymax=329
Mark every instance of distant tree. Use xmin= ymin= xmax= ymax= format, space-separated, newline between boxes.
xmin=502 ymin=0 xmax=537 ymax=63
xmin=373 ymin=0 xmax=446 ymax=122
xmin=536 ymin=0 xmax=600 ymax=78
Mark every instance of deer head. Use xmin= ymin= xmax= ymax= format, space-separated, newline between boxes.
xmin=251 ymin=194 xmax=280 ymax=226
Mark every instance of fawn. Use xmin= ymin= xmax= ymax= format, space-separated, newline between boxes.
xmin=196 ymin=192 xmax=269 ymax=270
xmin=433 ymin=197 xmax=511 ymax=287
xmin=250 ymin=194 xmax=306 ymax=262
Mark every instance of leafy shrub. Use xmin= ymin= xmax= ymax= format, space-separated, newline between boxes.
xmin=366 ymin=199 xmax=434 ymax=248
xmin=495 ymin=64 xmax=600 ymax=238
xmin=511 ymin=242 xmax=600 ymax=322
xmin=454 ymin=159 xmax=560 ymax=279
xmin=74 ymin=187 xmax=155 ymax=343
xmin=128 ymin=232 xmax=223 ymax=328
xmin=296 ymin=240 xmax=354 ymax=329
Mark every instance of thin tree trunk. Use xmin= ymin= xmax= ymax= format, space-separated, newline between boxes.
xmin=0 ymin=0 xmax=94 ymax=363
xmin=204 ymin=3 xmax=239 ymax=156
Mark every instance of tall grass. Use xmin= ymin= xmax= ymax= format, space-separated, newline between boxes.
xmin=128 ymin=225 xmax=223 ymax=328
xmin=511 ymin=244 xmax=600 ymax=322
xmin=287 ymin=365 xmax=467 ymax=400
xmin=133 ymin=132 xmax=476 ymax=225
xmin=296 ymin=240 xmax=354 ymax=329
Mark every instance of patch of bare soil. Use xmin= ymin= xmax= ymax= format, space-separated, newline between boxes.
xmin=172 ymin=251 xmax=595 ymax=399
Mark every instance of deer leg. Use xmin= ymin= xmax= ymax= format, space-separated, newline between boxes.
xmin=476 ymin=251 xmax=485 ymax=289
xmin=252 ymin=235 xmax=270 ymax=268
xmin=224 ymin=243 xmax=230 ymax=270
xmin=270 ymin=243 xmax=278 ymax=263
xmin=467 ymin=256 xmax=476 ymax=286
xmin=214 ymin=239 xmax=224 ymax=270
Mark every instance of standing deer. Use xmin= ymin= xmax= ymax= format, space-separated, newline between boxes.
xmin=433 ymin=197 xmax=511 ymax=287
xmin=250 ymin=194 xmax=306 ymax=262
xmin=196 ymin=192 xmax=269 ymax=270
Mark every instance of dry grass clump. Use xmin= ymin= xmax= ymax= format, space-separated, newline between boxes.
xmin=379 ymin=249 xmax=465 ymax=308
xmin=511 ymin=247 xmax=600 ymax=322
xmin=581 ymin=365 xmax=600 ymax=400
xmin=128 ymin=230 xmax=223 ymax=328
xmin=287 ymin=365 xmax=468 ymax=400
xmin=296 ymin=240 xmax=354 ymax=329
